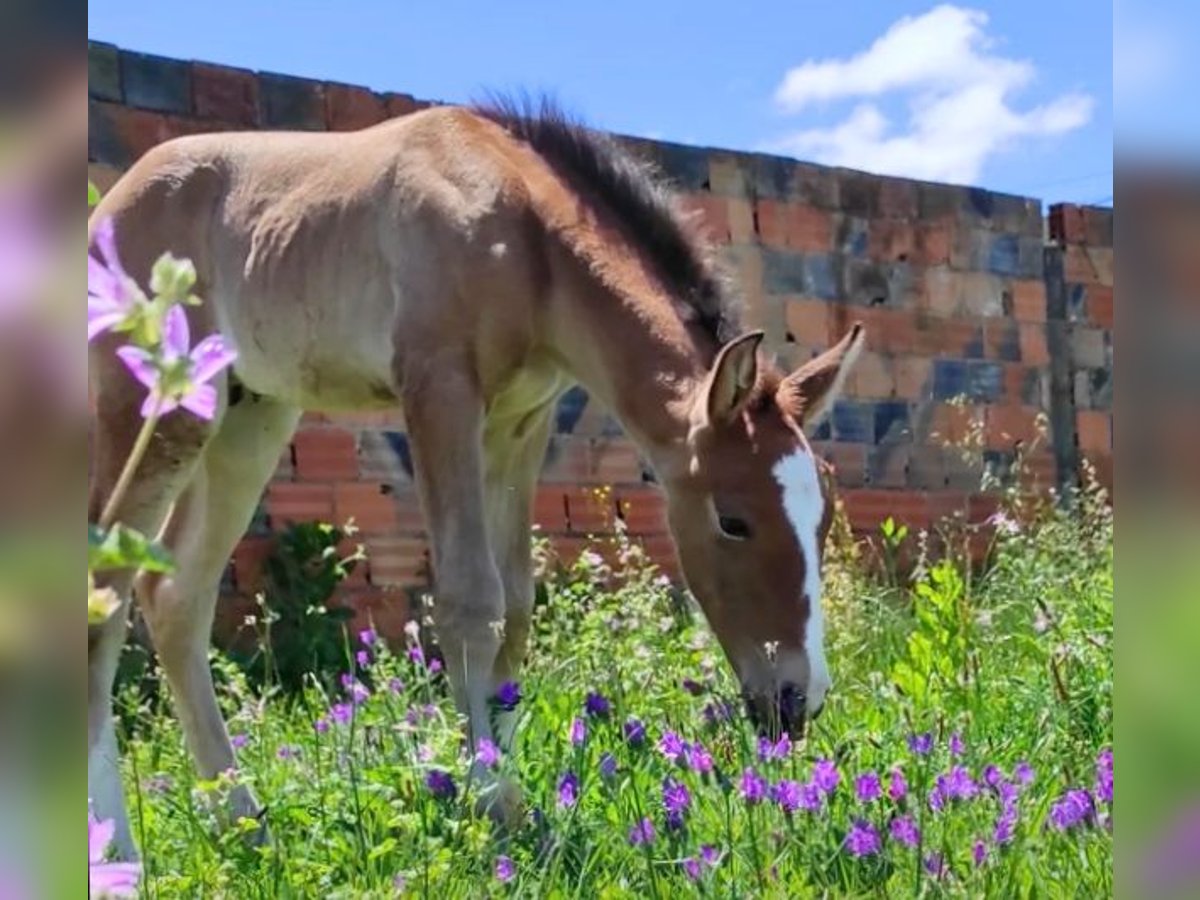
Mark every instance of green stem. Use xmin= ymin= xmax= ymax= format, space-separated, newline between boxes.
xmin=99 ymin=402 xmax=162 ymax=530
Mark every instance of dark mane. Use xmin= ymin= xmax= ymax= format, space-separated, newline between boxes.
xmin=473 ymin=94 xmax=741 ymax=346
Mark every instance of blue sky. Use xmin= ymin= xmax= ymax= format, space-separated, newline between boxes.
xmin=87 ymin=1 xmax=1176 ymax=208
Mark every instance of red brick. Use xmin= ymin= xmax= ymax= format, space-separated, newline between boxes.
xmin=841 ymin=489 xmax=931 ymax=531
xmin=96 ymin=102 xmax=173 ymax=161
xmin=383 ymin=92 xmax=425 ymax=118
xmin=192 ymin=63 xmax=259 ymax=126
xmin=1063 ymin=245 xmax=1098 ymax=284
xmin=365 ymin=536 xmax=429 ymax=586
xmin=387 ymin=488 xmax=428 ymax=533
xmin=893 ymin=356 xmax=931 ymax=399
xmin=922 ymin=268 xmax=960 ymax=316
xmin=614 ymin=487 xmax=667 ymax=534
xmin=325 ymin=83 xmax=387 ymax=131
xmin=590 ymin=439 xmax=643 ymax=484
xmin=680 ymin=194 xmax=731 ymax=244
xmin=292 ymin=427 xmax=359 ymax=481
xmin=929 ymin=403 xmax=982 ymax=446
xmin=985 ymin=405 xmax=1043 ymax=449
xmin=1018 ymin=324 xmax=1050 ymax=365
xmin=1088 ymin=285 xmax=1114 ymax=329
xmin=787 ymin=205 xmax=834 ymax=252
xmin=868 ymin=219 xmax=917 ymax=262
xmin=784 ymin=299 xmax=833 ymax=346
xmin=755 ymin=198 xmax=788 ymax=247
xmin=566 ymin=486 xmax=616 ymax=534
xmin=1076 ymin=411 xmax=1112 ymax=453
xmin=915 ymin=218 xmax=954 ymax=266
xmin=346 ymin=588 xmax=414 ymax=642
xmin=926 ymin=491 xmax=968 ymax=525
xmin=914 ymin=315 xmax=979 ymax=357
xmin=878 ymin=178 xmax=918 ymax=220
xmin=542 ymin=437 xmax=592 ymax=481
xmin=1050 ymin=204 xmax=1087 ymax=245
xmin=232 ymin=536 xmax=274 ymax=593
xmin=860 ymin=307 xmax=918 ymax=354
xmin=815 ymin=443 xmax=868 ymax=488
xmin=848 ymin=350 xmax=894 ymax=399
xmin=265 ymin=483 xmax=334 ymax=526
xmin=1010 ymin=280 xmax=1047 ymax=322
xmin=334 ymin=482 xmax=397 ymax=534
xmin=534 ymin=486 xmax=570 ymax=531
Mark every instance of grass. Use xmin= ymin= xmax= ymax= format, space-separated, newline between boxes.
xmin=111 ymin=477 xmax=1112 ymax=899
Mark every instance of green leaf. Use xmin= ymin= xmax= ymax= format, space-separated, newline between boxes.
xmin=88 ymin=180 xmax=100 ymax=207
xmin=89 ymin=522 xmax=176 ymax=574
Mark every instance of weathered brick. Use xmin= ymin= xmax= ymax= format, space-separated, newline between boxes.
xmin=1049 ymin=203 xmax=1088 ymax=245
xmin=873 ymin=400 xmax=911 ymax=443
xmin=867 ymin=445 xmax=909 ymax=488
xmin=1076 ymin=410 xmax=1112 ymax=453
xmin=1011 ymin=280 xmax=1048 ymax=322
xmin=1018 ymin=324 xmax=1050 ymax=365
xmin=1087 ymin=285 xmax=1114 ymax=329
xmin=727 ymin=197 xmax=755 ymax=244
xmin=680 ymin=194 xmax=731 ymax=244
xmin=259 ymin=72 xmax=325 ymax=130
xmin=922 ymin=267 xmax=959 ymax=316
xmin=615 ymin=487 xmax=667 ymax=534
xmin=860 ymin=307 xmax=918 ymax=355
xmin=878 ymin=177 xmax=919 ymax=220
xmin=958 ymin=272 xmax=1007 ymax=317
xmin=837 ymin=171 xmax=882 ymax=218
xmin=893 ymin=356 xmax=932 ymax=399
xmin=1070 ymin=327 xmax=1109 ymax=369
xmin=349 ymin=589 xmax=415 ymax=641
xmin=657 ymin=141 xmax=712 ymax=191
xmin=122 ymin=50 xmax=192 ymax=114
xmin=933 ymin=361 xmax=970 ymax=402
xmin=89 ymin=101 xmax=168 ymax=167
xmin=334 ymin=482 xmax=397 ymax=534
xmin=813 ymin=442 xmax=868 ymax=488
xmin=533 ymin=486 xmax=570 ymax=531
xmin=365 ymin=536 xmax=429 ymax=586
xmin=966 ymin=361 xmax=1005 ymax=403
xmin=831 ymin=401 xmax=873 ymax=443
xmin=869 ymin=219 xmax=917 ymax=262
xmin=761 ymin=248 xmax=806 ymax=294
xmin=708 ymin=152 xmax=752 ymax=197
xmin=835 ymin=215 xmax=870 ymax=258
xmin=88 ymin=42 xmax=122 ymax=102
xmin=915 ymin=218 xmax=954 ymax=266
xmin=784 ymin=299 xmax=832 ymax=346
xmin=590 ymin=439 xmax=645 ymax=484
xmin=383 ymin=92 xmax=423 ymax=118
xmin=907 ymin=445 xmax=949 ymax=490
xmin=565 ymin=486 xmax=616 ymax=534
xmin=192 ymin=63 xmax=259 ymax=126
xmin=265 ymin=483 xmax=334 ymax=526
xmin=848 ymin=350 xmax=894 ymax=399
xmin=232 ymin=536 xmax=274 ymax=593
xmin=541 ymin=437 xmax=592 ymax=482
xmin=325 ymin=83 xmax=387 ymax=131
xmin=293 ymin=428 xmax=359 ymax=481
xmin=985 ymin=405 xmax=1043 ymax=449
xmin=983 ymin=319 xmax=1021 ymax=362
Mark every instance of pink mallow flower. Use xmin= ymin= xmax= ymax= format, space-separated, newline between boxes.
xmin=88 ymin=812 xmax=141 ymax=897
xmin=116 ymin=305 xmax=236 ymax=420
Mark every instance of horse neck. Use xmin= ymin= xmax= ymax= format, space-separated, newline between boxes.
xmin=543 ymin=248 xmax=714 ymax=473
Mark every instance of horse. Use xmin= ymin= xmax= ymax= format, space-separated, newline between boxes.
xmin=87 ymin=97 xmax=864 ymax=856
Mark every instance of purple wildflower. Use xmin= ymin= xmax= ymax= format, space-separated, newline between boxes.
xmin=348 ymin=681 xmax=370 ymax=705
xmin=739 ymin=767 xmax=768 ymax=805
xmin=87 ymin=217 xmax=143 ymax=341
xmin=888 ymin=767 xmax=908 ymax=801
xmin=658 ymin=730 xmax=686 ymax=762
xmin=682 ymin=858 xmax=703 ymax=880
xmin=855 ymin=771 xmax=882 ymax=803
xmin=330 ymin=702 xmax=353 ymax=725
xmin=798 ymin=781 xmax=824 ymax=812
xmin=628 ymin=817 xmax=656 ymax=846
xmin=276 ymin=745 xmax=300 ymax=760
xmin=1048 ymin=789 xmax=1094 ymax=831
xmin=408 ymin=646 xmax=425 ymax=665
xmin=388 ymin=677 xmax=405 ymax=695
xmin=845 ymin=819 xmax=881 ymax=857
xmin=1095 ymin=748 xmax=1113 ymax=805
xmin=494 ymin=855 xmax=515 ymax=884
xmin=662 ymin=777 xmax=692 ymax=823
xmin=599 ymin=752 xmax=618 ymax=779
xmin=355 ymin=650 xmax=370 ymax=668
xmin=116 ymin=305 xmax=237 ymax=420
xmin=424 ymin=769 xmax=457 ymax=800
xmin=700 ymin=845 xmax=721 ymax=867
xmin=771 ymin=779 xmax=803 ymax=814
xmin=757 ymin=734 xmax=791 ymax=763
xmin=359 ymin=628 xmax=377 ymax=646
xmin=314 ymin=717 xmax=330 ymax=734
xmin=681 ymin=678 xmax=705 ymax=696
xmin=685 ymin=742 xmax=714 ymax=775
xmin=972 ymin=839 xmax=988 ymax=867
xmin=994 ymin=811 xmax=1017 ymax=845
xmin=812 ymin=759 xmax=840 ymax=795
xmin=569 ymin=717 xmax=587 ymax=747
xmin=584 ymin=691 xmax=611 ymax=718
xmin=908 ymin=732 xmax=934 ymax=756
xmin=924 ymin=852 xmax=946 ymax=878
xmin=230 ymin=733 xmax=249 ymax=749
xmin=88 ymin=812 xmax=141 ymax=897
xmin=494 ymin=681 xmax=522 ymax=711
xmin=702 ymin=700 xmax=735 ymax=725
xmin=557 ymin=771 xmax=579 ymax=808
xmin=1014 ymin=761 xmax=1034 ymax=786
xmin=623 ymin=717 xmax=646 ymax=747
xmin=983 ymin=764 xmax=1003 ymax=787
xmin=890 ymin=815 xmax=920 ymax=848
xmin=949 ymin=732 xmax=965 ymax=757
xmin=429 ymin=658 xmax=443 ymax=674
xmin=475 ymin=737 xmax=500 ymax=769
xmin=934 ymin=766 xmax=979 ymax=804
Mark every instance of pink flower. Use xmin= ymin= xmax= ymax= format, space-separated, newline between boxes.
xmin=87 ymin=217 xmax=144 ymax=341
xmin=116 ymin=305 xmax=237 ymax=420
xmin=89 ymin=811 xmax=141 ymax=897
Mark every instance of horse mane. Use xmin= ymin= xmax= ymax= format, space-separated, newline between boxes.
xmin=473 ymin=93 xmax=741 ymax=347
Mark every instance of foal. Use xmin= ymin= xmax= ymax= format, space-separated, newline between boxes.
xmin=88 ymin=99 xmax=864 ymax=854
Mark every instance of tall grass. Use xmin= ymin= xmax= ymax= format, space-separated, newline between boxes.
xmin=113 ymin=473 xmax=1112 ymax=898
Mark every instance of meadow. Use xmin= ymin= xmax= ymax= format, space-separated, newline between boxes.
xmin=104 ymin=473 xmax=1113 ymax=899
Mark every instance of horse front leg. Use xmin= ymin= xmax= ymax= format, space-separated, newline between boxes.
xmin=401 ymin=369 xmax=518 ymax=822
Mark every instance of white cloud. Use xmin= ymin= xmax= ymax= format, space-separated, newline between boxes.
xmin=765 ymin=5 xmax=1093 ymax=183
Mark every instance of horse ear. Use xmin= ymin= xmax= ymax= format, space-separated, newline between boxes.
xmin=778 ymin=322 xmax=865 ymax=430
xmin=700 ymin=330 xmax=764 ymax=425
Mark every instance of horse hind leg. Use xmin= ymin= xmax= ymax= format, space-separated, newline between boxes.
xmin=136 ymin=396 xmax=299 ymax=834
xmin=88 ymin=380 xmax=217 ymax=859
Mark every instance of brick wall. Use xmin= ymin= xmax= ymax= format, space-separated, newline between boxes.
xmin=87 ymin=43 xmax=1114 ymax=631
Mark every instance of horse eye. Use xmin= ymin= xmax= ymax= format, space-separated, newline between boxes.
xmin=718 ymin=515 xmax=753 ymax=541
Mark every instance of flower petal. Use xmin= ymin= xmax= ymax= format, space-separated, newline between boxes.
xmin=87 ymin=254 xmax=120 ymax=302
xmin=189 ymin=334 xmax=238 ymax=384
xmin=140 ymin=390 xmax=178 ymax=419
xmin=115 ymin=346 xmax=159 ymax=390
xmin=89 ymin=861 xmax=142 ymax=895
xmin=91 ymin=217 xmax=118 ymax=270
xmin=161 ymin=305 xmax=189 ymax=360
xmin=88 ymin=814 xmax=115 ymax=863
xmin=88 ymin=309 xmax=127 ymax=342
xmin=180 ymin=383 xmax=218 ymax=421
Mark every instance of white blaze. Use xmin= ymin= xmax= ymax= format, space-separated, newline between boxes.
xmin=773 ymin=449 xmax=832 ymax=715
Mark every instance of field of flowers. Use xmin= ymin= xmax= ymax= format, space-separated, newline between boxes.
xmin=100 ymin=485 xmax=1112 ymax=899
